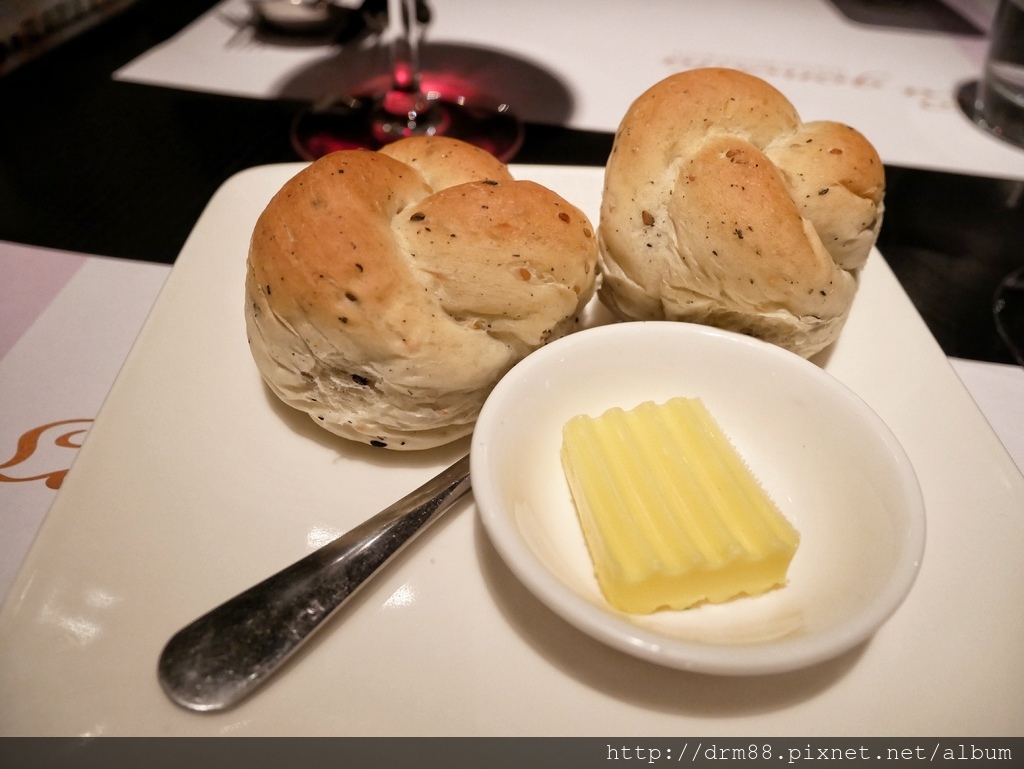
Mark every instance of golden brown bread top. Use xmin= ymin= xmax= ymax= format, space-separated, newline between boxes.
xmin=598 ymin=67 xmax=885 ymax=357
xmin=379 ymin=134 xmax=513 ymax=190
xmin=249 ymin=149 xmax=429 ymax=363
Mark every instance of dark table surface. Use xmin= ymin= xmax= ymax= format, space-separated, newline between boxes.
xmin=2 ymin=0 xmax=1022 ymax=365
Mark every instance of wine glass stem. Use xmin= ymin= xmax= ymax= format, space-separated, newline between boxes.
xmin=388 ymin=0 xmax=421 ymax=95
xmin=376 ymin=0 xmax=440 ymax=135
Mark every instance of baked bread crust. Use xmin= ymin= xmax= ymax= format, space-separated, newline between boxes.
xmin=599 ymin=68 xmax=885 ymax=357
xmin=245 ymin=137 xmax=598 ymax=449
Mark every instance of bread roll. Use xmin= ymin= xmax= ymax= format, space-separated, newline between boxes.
xmin=599 ymin=68 xmax=885 ymax=357
xmin=245 ymin=136 xmax=598 ymax=450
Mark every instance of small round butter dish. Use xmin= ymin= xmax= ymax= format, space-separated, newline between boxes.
xmin=471 ymin=321 xmax=925 ymax=675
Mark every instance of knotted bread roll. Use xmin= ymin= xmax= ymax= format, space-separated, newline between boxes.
xmin=245 ymin=136 xmax=598 ymax=450
xmin=599 ymin=68 xmax=885 ymax=357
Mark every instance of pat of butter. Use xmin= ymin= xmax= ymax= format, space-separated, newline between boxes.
xmin=561 ymin=397 xmax=799 ymax=614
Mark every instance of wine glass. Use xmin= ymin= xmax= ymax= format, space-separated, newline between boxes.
xmin=290 ymin=0 xmax=524 ymax=161
xmin=956 ymin=0 xmax=1024 ymax=149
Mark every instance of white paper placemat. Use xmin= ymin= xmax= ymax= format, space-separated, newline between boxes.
xmin=0 ymin=242 xmax=170 ymax=603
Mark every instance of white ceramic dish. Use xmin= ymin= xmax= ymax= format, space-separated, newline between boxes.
xmin=1 ymin=165 xmax=1022 ymax=736
xmin=472 ymin=321 xmax=925 ymax=676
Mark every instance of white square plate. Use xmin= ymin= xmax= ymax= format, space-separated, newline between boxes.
xmin=1 ymin=164 xmax=1021 ymax=736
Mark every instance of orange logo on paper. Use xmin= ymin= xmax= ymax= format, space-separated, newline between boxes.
xmin=0 ymin=419 xmax=93 ymax=490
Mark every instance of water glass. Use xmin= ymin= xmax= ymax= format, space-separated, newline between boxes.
xmin=963 ymin=0 xmax=1024 ymax=148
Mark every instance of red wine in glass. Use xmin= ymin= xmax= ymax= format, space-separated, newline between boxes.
xmin=291 ymin=0 xmax=524 ymax=161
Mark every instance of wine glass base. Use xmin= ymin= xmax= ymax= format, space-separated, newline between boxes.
xmin=956 ymin=80 xmax=1024 ymax=150
xmin=291 ymin=91 xmax=524 ymax=162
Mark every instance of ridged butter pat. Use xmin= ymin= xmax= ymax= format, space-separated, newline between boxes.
xmin=561 ymin=397 xmax=799 ymax=614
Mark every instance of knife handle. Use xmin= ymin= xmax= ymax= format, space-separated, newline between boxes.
xmin=157 ymin=455 xmax=471 ymax=712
